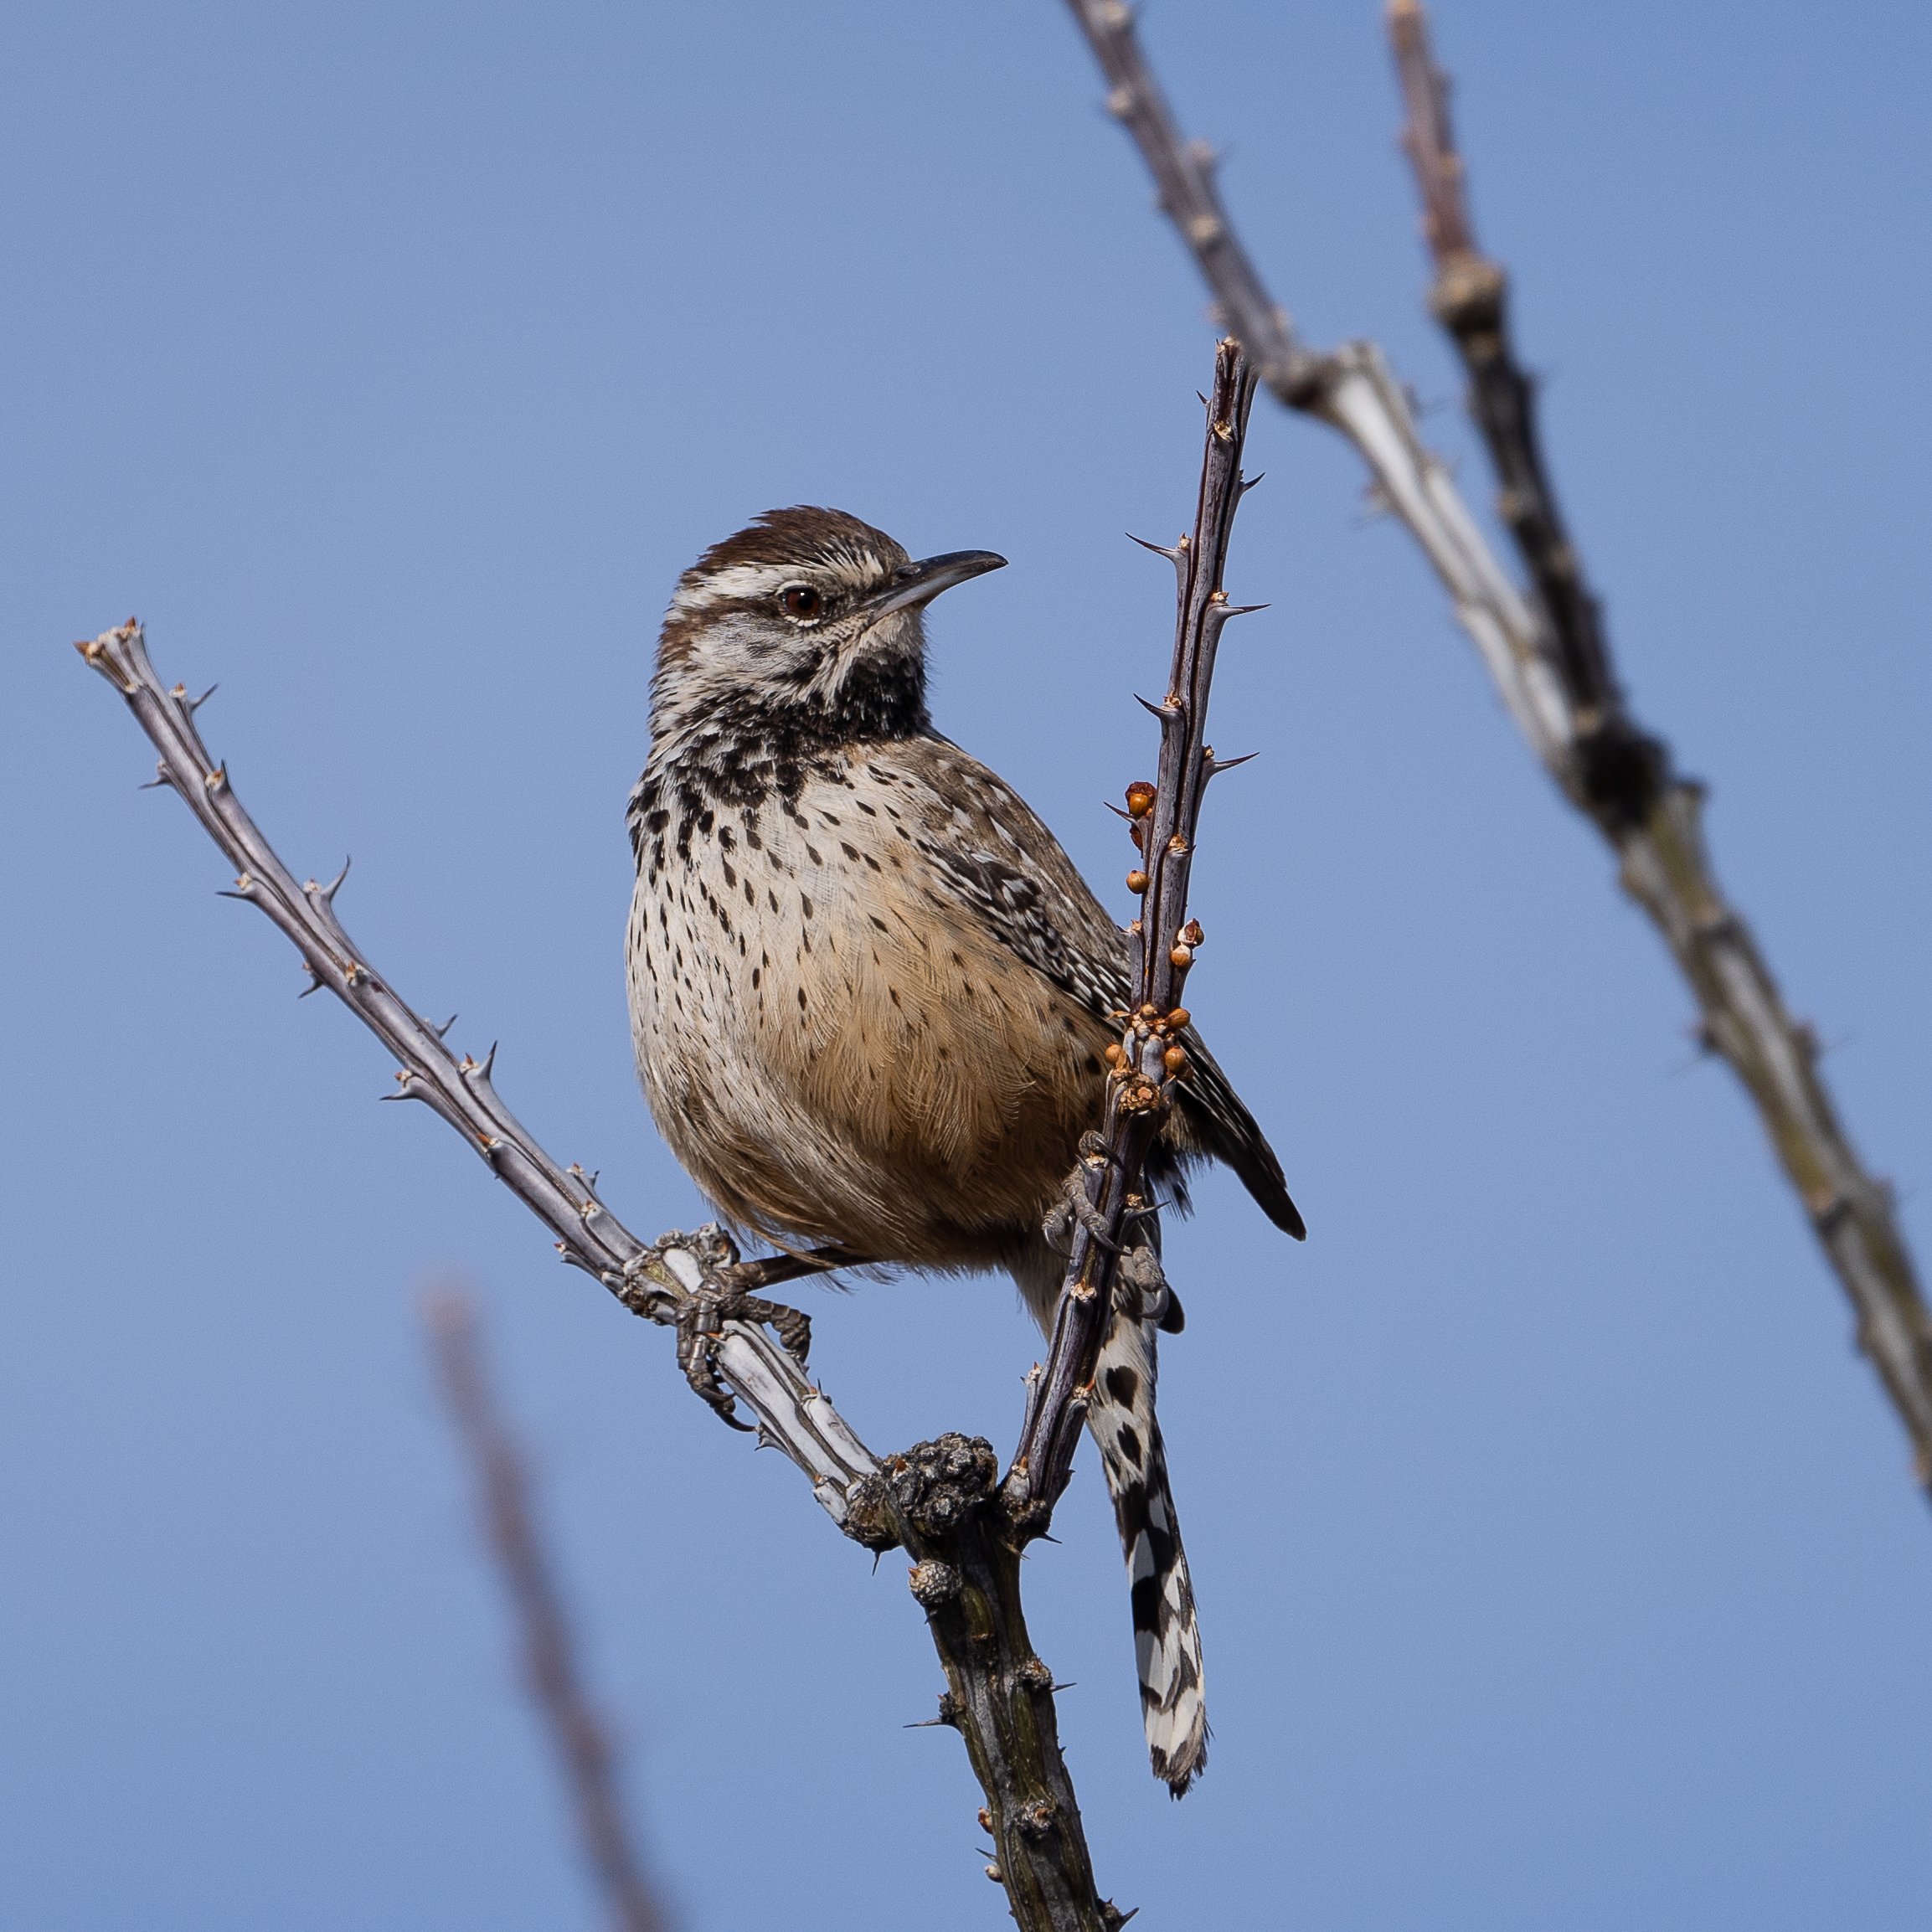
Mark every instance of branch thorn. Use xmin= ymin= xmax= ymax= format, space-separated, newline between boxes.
xmin=307 ymin=856 xmax=352 ymax=908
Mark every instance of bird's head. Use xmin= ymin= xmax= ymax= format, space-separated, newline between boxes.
xmin=649 ymin=507 xmax=1005 ymax=758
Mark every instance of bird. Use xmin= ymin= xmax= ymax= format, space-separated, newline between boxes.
xmin=626 ymin=506 xmax=1303 ymax=1792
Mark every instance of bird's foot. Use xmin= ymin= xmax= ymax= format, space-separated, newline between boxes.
xmin=1115 ymin=1239 xmax=1183 ymax=1334
xmin=1043 ymin=1147 xmax=1122 ymax=1258
xmin=624 ymin=1229 xmax=821 ymax=1431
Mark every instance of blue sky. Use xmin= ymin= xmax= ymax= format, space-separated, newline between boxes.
xmin=4 ymin=3 xmax=1929 ymax=1926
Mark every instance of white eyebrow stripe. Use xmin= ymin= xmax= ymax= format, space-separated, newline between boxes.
xmin=668 ymin=563 xmax=800 ymax=616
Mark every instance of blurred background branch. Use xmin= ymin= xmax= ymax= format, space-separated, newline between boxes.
xmin=426 ymin=1287 xmax=667 ymax=1932
xmin=1059 ymin=0 xmax=1932 ymax=1493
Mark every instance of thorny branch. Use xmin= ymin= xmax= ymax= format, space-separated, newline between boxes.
xmin=75 ymin=622 xmax=878 ymax=1523
xmin=1005 ymin=339 xmax=1260 ymax=1535
xmin=427 ymin=1291 xmax=667 ymax=1932
xmin=1061 ymin=0 xmax=1932 ymax=1490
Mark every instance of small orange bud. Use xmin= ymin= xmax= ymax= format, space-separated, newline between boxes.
xmin=1163 ymin=1045 xmax=1188 ymax=1075
xmin=1179 ymin=918 xmax=1204 ymax=947
xmin=1103 ymin=1042 xmax=1126 ymax=1066
xmin=1126 ymin=869 xmax=1149 ymax=894
xmin=1125 ymin=781 xmax=1157 ymax=818
xmin=1170 ymin=945 xmax=1193 ymax=967
xmin=1167 ymin=1007 xmax=1190 ymax=1029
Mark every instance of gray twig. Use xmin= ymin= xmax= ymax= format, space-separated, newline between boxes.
xmin=74 ymin=623 xmax=877 ymax=1522
xmin=426 ymin=1289 xmax=667 ymax=1932
xmin=1060 ymin=0 xmax=1932 ymax=1492
xmin=1004 ymin=338 xmax=1259 ymax=1534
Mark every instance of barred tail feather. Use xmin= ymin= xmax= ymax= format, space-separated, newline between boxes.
xmin=1010 ymin=1233 xmax=1208 ymax=1795
xmin=1090 ymin=1309 xmax=1208 ymax=1792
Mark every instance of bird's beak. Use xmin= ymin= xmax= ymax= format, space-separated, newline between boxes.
xmin=859 ymin=549 xmax=1007 ymax=621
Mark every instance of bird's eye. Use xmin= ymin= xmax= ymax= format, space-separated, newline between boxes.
xmin=779 ymin=584 xmax=822 ymax=621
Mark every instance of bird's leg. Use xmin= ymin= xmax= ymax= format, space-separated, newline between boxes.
xmin=721 ymin=1243 xmax=868 ymax=1294
xmin=710 ymin=1242 xmax=875 ymax=1369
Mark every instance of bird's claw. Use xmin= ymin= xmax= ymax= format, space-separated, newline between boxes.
xmin=672 ymin=1285 xmax=812 ymax=1432
xmin=1043 ymin=1159 xmax=1122 ymax=1258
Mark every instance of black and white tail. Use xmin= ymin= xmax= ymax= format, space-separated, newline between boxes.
xmin=1088 ymin=1303 xmax=1208 ymax=1790
xmin=1012 ymin=1238 xmax=1208 ymax=1794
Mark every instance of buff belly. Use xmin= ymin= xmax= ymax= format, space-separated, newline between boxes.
xmin=626 ymin=761 xmax=1110 ymax=1270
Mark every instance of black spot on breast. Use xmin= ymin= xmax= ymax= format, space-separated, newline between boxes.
xmin=801 ymin=893 xmax=814 ymax=919
xmin=839 ymin=841 xmax=861 ymax=863
xmin=806 ymin=845 xmax=822 ymax=865
xmin=1105 ymin=1365 xmax=1141 ymax=1409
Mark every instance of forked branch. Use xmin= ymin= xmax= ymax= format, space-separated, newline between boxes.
xmin=1060 ymin=0 xmax=1932 ymax=1491
xmin=85 ymin=515 xmax=1237 ymax=1922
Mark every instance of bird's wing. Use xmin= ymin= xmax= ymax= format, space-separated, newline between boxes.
xmin=874 ymin=735 xmax=1304 ymax=1239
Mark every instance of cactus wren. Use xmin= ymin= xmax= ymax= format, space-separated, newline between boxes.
xmin=626 ymin=507 xmax=1302 ymax=1791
